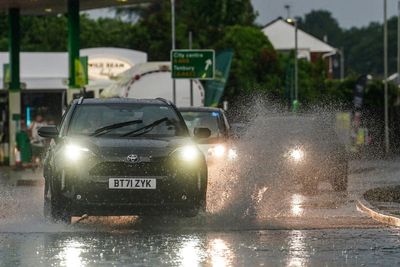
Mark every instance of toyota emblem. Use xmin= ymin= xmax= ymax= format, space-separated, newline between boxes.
xmin=127 ymin=154 xmax=139 ymax=163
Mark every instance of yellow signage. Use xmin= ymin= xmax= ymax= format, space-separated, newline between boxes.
xmin=74 ymin=57 xmax=88 ymax=87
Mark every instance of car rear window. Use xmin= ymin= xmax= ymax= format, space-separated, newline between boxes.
xmin=180 ymin=111 xmax=223 ymax=138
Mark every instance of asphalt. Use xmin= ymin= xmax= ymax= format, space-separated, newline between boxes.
xmin=1 ymin=157 xmax=400 ymax=228
xmin=0 ymin=166 xmax=44 ymax=186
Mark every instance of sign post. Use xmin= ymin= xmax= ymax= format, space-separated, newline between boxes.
xmin=171 ymin=49 xmax=215 ymax=79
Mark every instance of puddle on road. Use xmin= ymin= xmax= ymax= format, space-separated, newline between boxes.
xmin=0 ymin=97 xmax=369 ymax=233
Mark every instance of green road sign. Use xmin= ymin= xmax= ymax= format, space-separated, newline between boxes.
xmin=171 ymin=49 xmax=215 ymax=79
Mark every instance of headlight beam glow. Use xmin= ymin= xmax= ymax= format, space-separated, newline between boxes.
xmin=289 ymin=148 xmax=304 ymax=162
xmin=64 ymin=144 xmax=90 ymax=161
xmin=180 ymin=145 xmax=200 ymax=162
xmin=213 ymin=145 xmax=226 ymax=158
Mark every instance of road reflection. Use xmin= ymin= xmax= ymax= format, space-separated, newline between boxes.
xmin=208 ymin=238 xmax=235 ymax=267
xmin=179 ymin=238 xmax=202 ymax=267
xmin=3 ymin=228 xmax=399 ymax=266
xmin=291 ymin=194 xmax=304 ymax=217
xmin=60 ymin=240 xmax=86 ymax=267
xmin=286 ymin=230 xmax=309 ymax=267
xmin=178 ymin=237 xmax=235 ymax=266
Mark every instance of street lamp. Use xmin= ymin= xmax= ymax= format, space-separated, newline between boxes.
xmin=384 ymin=0 xmax=390 ymax=155
xmin=397 ymin=1 xmax=400 ymax=106
xmin=171 ymin=0 xmax=176 ymax=104
xmin=398 ymin=0 xmax=400 ymax=83
xmin=286 ymin=18 xmax=299 ymax=105
xmin=341 ymin=48 xmax=345 ymax=80
xmin=294 ymin=19 xmax=298 ymax=102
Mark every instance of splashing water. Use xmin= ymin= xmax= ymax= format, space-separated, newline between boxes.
xmin=205 ymin=96 xmax=352 ymax=227
xmin=0 ymin=96 xmax=358 ymax=231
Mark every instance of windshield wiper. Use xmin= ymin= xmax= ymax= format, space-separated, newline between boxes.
xmin=121 ymin=117 xmax=169 ymax=137
xmin=90 ymin=119 xmax=143 ymax=137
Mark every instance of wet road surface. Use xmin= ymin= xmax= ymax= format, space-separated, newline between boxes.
xmin=1 ymin=158 xmax=400 ymax=266
xmin=2 ymin=229 xmax=400 ymax=266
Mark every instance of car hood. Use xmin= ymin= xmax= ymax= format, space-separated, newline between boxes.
xmin=63 ymin=136 xmax=193 ymax=158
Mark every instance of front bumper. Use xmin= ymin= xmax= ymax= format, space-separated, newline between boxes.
xmin=61 ymin=175 xmax=204 ymax=216
xmin=55 ymin=160 xmax=206 ymax=216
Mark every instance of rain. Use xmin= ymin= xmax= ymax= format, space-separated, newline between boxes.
xmin=1 ymin=1 xmax=400 ymax=266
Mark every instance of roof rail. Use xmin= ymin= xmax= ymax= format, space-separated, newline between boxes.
xmin=78 ymin=96 xmax=84 ymax=104
xmin=156 ymin=98 xmax=173 ymax=106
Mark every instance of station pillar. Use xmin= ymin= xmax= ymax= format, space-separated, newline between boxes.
xmin=8 ymin=8 xmax=21 ymax=166
xmin=67 ymin=0 xmax=80 ymax=103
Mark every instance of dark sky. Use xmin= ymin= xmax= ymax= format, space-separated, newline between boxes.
xmin=251 ymin=0 xmax=399 ymax=29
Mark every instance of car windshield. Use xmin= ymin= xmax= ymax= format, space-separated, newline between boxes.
xmin=180 ymin=111 xmax=222 ymax=138
xmin=68 ymin=103 xmax=186 ymax=137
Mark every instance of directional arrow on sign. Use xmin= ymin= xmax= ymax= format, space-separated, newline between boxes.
xmin=204 ymin=59 xmax=212 ymax=71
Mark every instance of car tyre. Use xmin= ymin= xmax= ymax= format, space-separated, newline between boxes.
xmin=198 ymin=187 xmax=207 ymax=212
xmin=182 ymin=208 xmax=199 ymax=217
xmin=44 ymin=181 xmax=71 ymax=224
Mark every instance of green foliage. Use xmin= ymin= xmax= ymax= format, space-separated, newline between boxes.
xmin=323 ymin=77 xmax=354 ymax=105
xmin=341 ymin=22 xmax=383 ymax=75
xmin=215 ymin=25 xmax=281 ymax=98
xmin=296 ymin=10 xmax=400 ymax=76
xmin=80 ymin=15 xmax=135 ymax=49
xmin=117 ymin=0 xmax=256 ymax=60
xmin=364 ymin=79 xmax=398 ymax=108
xmin=296 ymin=10 xmax=342 ymax=47
xmin=0 ymin=5 xmax=396 ymax=109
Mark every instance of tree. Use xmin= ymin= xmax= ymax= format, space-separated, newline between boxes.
xmin=296 ymin=10 xmax=400 ymax=76
xmin=80 ymin=15 xmax=136 ymax=49
xmin=215 ymin=25 xmax=281 ymax=99
xmin=116 ymin=0 xmax=256 ymax=58
xmin=296 ymin=10 xmax=342 ymax=47
xmin=20 ymin=15 xmax=67 ymax=51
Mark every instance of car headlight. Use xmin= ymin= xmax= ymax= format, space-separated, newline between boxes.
xmin=214 ymin=144 xmax=226 ymax=157
xmin=64 ymin=144 xmax=91 ymax=161
xmin=177 ymin=145 xmax=200 ymax=162
xmin=208 ymin=144 xmax=226 ymax=158
xmin=289 ymin=148 xmax=305 ymax=162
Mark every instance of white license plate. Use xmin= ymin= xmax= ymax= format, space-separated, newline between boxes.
xmin=108 ymin=178 xmax=156 ymax=189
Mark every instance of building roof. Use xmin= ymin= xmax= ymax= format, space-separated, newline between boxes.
xmin=262 ymin=18 xmax=337 ymax=54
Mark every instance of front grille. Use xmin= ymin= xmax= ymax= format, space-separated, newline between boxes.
xmin=89 ymin=161 xmax=170 ymax=177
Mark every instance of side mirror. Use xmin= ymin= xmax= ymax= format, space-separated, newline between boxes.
xmin=193 ymin=127 xmax=211 ymax=139
xmin=38 ymin=126 xmax=59 ymax=138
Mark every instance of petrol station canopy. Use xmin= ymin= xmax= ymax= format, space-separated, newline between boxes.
xmin=0 ymin=0 xmax=154 ymax=14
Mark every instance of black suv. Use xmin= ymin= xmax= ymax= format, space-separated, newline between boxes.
xmin=39 ymin=98 xmax=210 ymax=223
